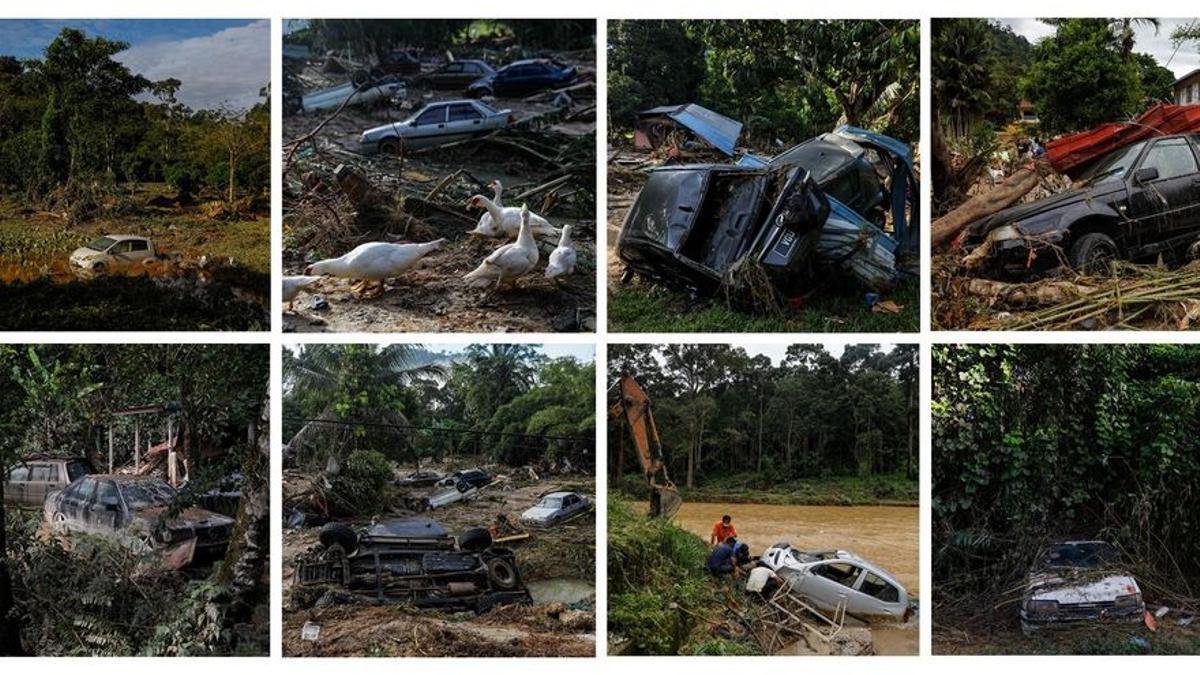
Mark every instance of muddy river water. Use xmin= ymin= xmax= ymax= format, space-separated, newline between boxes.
xmin=671 ymin=502 xmax=919 ymax=655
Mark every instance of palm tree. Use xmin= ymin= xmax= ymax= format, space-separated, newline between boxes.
xmin=1108 ymin=18 xmax=1160 ymax=59
xmin=283 ymin=344 xmax=446 ymax=465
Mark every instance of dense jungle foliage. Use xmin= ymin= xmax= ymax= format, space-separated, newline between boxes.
xmin=282 ymin=344 xmax=595 ymax=472
xmin=607 ymin=19 xmax=920 ymax=147
xmin=608 ymin=344 xmax=917 ymax=494
xmin=0 ymin=344 xmax=270 ymax=656
xmin=0 ymin=28 xmax=269 ymax=216
xmin=933 ymin=344 xmax=1200 ymax=603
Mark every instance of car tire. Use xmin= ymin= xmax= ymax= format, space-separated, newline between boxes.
xmin=378 ymin=137 xmax=401 ymax=155
xmin=53 ymin=512 xmax=69 ymax=535
xmin=350 ymin=69 xmax=371 ymax=89
xmin=1068 ymin=232 xmax=1119 ymax=275
xmin=485 ymin=556 xmax=519 ymax=590
xmin=458 ymin=527 xmax=492 ymax=553
xmin=319 ymin=522 xmax=358 ymax=553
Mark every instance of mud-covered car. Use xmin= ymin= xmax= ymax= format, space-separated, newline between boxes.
xmin=294 ymin=518 xmax=531 ymax=612
xmin=616 ymin=126 xmax=919 ymax=293
xmin=520 ymin=491 xmax=591 ymax=527
xmin=4 ymin=456 xmax=93 ymax=508
xmin=44 ymin=474 xmax=235 ymax=568
xmin=415 ymin=59 xmax=495 ymax=90
xmin=435 ymin=469 xmax=493 ymax=489
xmin=69 ymin=235 xmax=158 ymax=274
xmin=963 ymin=134 xmax=1200 ymax=278
xmin=466 ymin=58 xmax=576 ymax=98
xmin=759 ymin=545 xmax=911 ymax=622
xmin=359 ymin=100 xmax=513 ymax=153
xmin=1019 ymin=541 xmax=1144 ymax=634
xmin=396 ymin=470 xmax=444 ymax=487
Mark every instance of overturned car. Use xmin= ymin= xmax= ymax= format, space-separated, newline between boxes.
xmin=963 ymin=134 xmax=1200 ymax=278
xmin=617 ymin=126 xmax=919 ymax=294
xmin=293 ymin=518 xmax=531 ymax=612
xmin=1019 ymin=540 xmax=1144 ymax=634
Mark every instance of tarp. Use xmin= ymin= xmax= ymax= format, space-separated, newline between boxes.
xmin=638 ymin=103 xmax=743 ymax=156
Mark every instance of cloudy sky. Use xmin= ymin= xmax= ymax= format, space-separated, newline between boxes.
xmin=426 ymin=343 xmax=595 ymax=363
xmin=1000 ymin=18 xmax=1200 ymax=79
xmin=0 ymin=19 xmax=269 ymax=110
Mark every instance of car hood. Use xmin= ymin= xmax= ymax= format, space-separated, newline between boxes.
xmin=521 ymin=506 xmax=559 ymax=520
xmin=70 ymin=247 xmax=104 ymax=260
xmin=967 ymin=177 xmax=1125 ymax=237
xmin=1026 ymin=571 xmax=1139 ymax=604
xmin=135 ymin=506 xmax=235 ymax=530
xmin=361 ymin=121 xmax=407 ymax=141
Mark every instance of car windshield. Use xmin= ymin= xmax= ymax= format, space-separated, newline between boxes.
xmin=1041 ymin=542 xmax=1121 ymax=569
xmin=540 ymin=497 xmax=563 ymax=508
xmin=118 ymin=480 xmax=177 ymax=510
xmin=1081 ymin=141 xmax=1147 ymax=184
xmin=86 ymin=236 xmax=117 ymax=251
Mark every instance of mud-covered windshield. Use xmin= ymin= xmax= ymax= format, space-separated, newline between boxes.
xmin=539 ymin=497 xmax=563 ymax=509
xmin=118 ymin=480 xmax=177 ymax=510
xmin=1040 ymin=542 xmax=1120 ymax=569
xmin=86 ymin=236 xmax=117 ymax=251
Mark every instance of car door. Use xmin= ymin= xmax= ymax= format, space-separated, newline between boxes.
xmin=851 ymin=570 xmax=903 ymax=617
xmin=434 ymin=62 xmax=462 ymax=88
xmin=457 ymin=63 xmax=485 ymax=88
xmin=4 ymin=465 xmax=30 ymax=506
xmin=88 ymin=479 xmax=123 ymax=533
xmin=447 ymin=103 xmax=486 ymax=141
xmin=1126 ymin=137 xmax=1200 ymax=253
xmin=59 ymin=477 xmax=96 ymax=530
xmin=26 ymin=462 xmax=55 ymax=506
xmin=126 ymin=239 xmax=153 ymax=264
xmin=408 ymin=105 xmax=448 ymax=145
xmin=797 ymin=561 xmax=864 ymax=614
xmin=107 ymin=240 xmax=136 ymax=270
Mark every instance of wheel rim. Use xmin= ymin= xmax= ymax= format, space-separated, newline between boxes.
xmin=1089 ymin=244 xmax=1117 ymax=274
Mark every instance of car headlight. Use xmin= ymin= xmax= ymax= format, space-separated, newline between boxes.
xmin=1025 ymin=599 xmax=1059 ymax=614
xmin=988 ymin=224 xmax=1022 ymax=242
xmin=1114 ymin=592 xmax=1142 ymax=608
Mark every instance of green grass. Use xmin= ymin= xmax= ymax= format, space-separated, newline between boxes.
xmin=613 ymin=471 xmax=918 ymax=506
xmin=608 ymin=278 xmax=919 ymax=333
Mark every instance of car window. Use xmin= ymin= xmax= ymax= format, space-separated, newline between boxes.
xmin=415 ymin=106 xmax=446 ymax=125
xmin=449 ymin=104 xmax=482 ymax=122
xmin=1082 ymin=141 xmax=1147 ymax=183
xmin=73 ymin=478 xmax=97 ymax=504
xmin=87 ymin=236 xmax=116 ymax=251
xmin=443 ymin=63 xmax=462 ymax=73
xmin=118 ymin=480 xmax=176 ymax=510
xmin=859 ymin=572 xmax=900 ymax=603
xmin=66 ymin=461 xmax=90 ymax=482
xmin=464 ymin=63 xmax=482 ymax=74
xmin=542 ymin=497 xmax=563 ymax=508
xmin=30 ymin=465 xmax=53 ymax=482
xmin=1142 ymin=139 xmax=1199 ymax=181
xmin=95 ymin=481 xmax=120 ymax=508
xmin=7 ymin=466 xmax=30 ymax=482
xmin=128 ymin=240 xmax=149 ymax=252
xmin=112 ymin=240 xmax=133 ymax=254
xmin=813 ymin=562 xmax=862 ymax=588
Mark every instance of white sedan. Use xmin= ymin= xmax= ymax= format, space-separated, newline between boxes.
xmin=758 ymin=544 xmax=911 ymax=621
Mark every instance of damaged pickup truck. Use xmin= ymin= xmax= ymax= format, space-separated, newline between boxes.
xmin=617 ymin=126 xmax=919 ymax=294
xmin=294 ymin=518 xmax=531 ymax=612
xmin=963 ymin=134 xmax=1200 ymax=278
xmin=1020 ymin=541 xmax=1145 ymax=634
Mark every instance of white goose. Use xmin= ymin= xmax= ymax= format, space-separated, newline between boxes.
xmin=466 ymin=193 xmax=558 ymax=239
xmin=306 ymin=239 xmax=446 ymax=297
xmin=463 ymin=204 xmax=539 ymax=289
xmin=283 ymin=275 xmax=321 ymax=311
xmin=544 ymin=224 xmax=577 ymax=280
xmin=471 ymin=179 xmax=504 ymax=233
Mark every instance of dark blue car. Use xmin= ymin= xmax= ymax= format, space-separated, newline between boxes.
xmin=466 ymin=58 xmax=577 ymax=98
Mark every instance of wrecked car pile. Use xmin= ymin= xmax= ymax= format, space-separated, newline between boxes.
xmin=612 ymin=106 xmax=919 ymax=313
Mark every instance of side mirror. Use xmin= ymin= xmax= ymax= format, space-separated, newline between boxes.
xmin=1134 ymin=167 xmax=1159 ymax=183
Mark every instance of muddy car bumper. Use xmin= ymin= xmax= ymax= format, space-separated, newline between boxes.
xmin=1020 ymin=604 xmax=1144 ymax=632
xmin=965 ymin=232 xmax=1064 ymax=278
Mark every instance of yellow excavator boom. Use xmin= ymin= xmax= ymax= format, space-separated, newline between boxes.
xmin=612 ymin=375 xmax=681 ymax=518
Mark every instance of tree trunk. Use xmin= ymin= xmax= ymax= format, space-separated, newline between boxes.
xmin=931 ymin=161 xmax=1052 ymax=249
xmin=0 ymin=481 xmax=26 ymax=655
xmin=756 ymin=391 xmax=764 ymax=472
xmin=227 ymin=149 xmax=237 ymax=204
xmin=217 ymin=391 xmax=269 ymax=644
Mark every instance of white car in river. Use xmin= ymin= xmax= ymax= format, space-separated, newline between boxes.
xmin=758 ymin=544 xmax=911 ymax=622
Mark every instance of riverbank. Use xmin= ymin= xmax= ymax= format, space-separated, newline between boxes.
xmin=612 ymin=472 xmax=917 ymax=507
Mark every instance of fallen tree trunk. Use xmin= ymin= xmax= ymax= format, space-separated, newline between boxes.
xmin=931 ymin=160 xmax=1052 ymax=250
xmin=967 ymin=278 xmax=1096 ymax=306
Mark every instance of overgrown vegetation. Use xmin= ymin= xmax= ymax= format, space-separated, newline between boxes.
xmin=609 ymin=344 xmax=917 ymax=493
xmin=933 ymin=344 xmax=1200 ymax=651
xmin=0 ymin=344 xmax=269 ymax=656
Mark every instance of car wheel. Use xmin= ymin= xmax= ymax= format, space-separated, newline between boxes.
xmin=52 ymin=512 xmax=69 ymax=534
xmin=318 ymin=522 xmax=358 ymax=553
xmin=351 ymin=69 xmax=371 ymax=89
xmin=378 ymin=137 xmax=401 ymax=155
xmin=485 ymin=556 xmax=519 ymax=590
xmin=458 ymin=527 xmax=492 ymax=553
xmin=1069 ymin=232 xmax=1119 ymax=275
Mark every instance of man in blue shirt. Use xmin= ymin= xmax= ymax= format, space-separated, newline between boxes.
xmin=706 ymin=536 xmax=740 ymax=577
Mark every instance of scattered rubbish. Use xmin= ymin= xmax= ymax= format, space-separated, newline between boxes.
xmin=301 ymin=621 xmax=321 ymax=641
xmin=1154 ymin=605 xmax=1170 ymax=619
xmin=1129 ymin=635 xmax=1151 ymax=650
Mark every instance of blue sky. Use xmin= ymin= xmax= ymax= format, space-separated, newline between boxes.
xmin=0 ymin=19 xmax=269 ymax=110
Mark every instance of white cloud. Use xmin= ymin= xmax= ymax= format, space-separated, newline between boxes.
xmin=118 ymin=19 xmax=269 ymax=111
xmin=1000 ymin=17 xmax=1200 ymax=79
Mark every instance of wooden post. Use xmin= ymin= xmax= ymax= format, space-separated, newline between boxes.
xmin=107 ymin=426 xmax=113 ymax=473
xmin=167 ymin=419 xmax=176 ymax=486
xmin=134 ymin=424 xmax=140 ymax=472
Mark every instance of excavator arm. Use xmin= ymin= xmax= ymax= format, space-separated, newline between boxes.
xmin=610 ymin=375 xmax=681 ymax=519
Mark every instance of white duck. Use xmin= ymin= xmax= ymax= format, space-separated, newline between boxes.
xmin=466 ymin=193 xmax=558 ymax=239
xmin=283 ymin=275 xmax=321 ymax=311
xmin=463 ymin=204 xmax=539 ymax=289
xmin=306 ymin=239 xmax=445 ymax=297
xmin=544 ymin=224 xmax=577 ymax=281
xmin=471 ymin=179 xmax=504 ymax=233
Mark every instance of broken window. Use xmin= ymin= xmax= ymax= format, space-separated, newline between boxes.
xmin=859 ymin=572 xmax=900 ymax=603
xmin=813 ymin=562 xmax=861 ymax=588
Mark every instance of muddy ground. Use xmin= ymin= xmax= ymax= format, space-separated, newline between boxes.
xmin=282 ymin=61 xmax=597 ymax=333
xmin=934 ymin=607 xmax=1200 ymax=655
xmin=282 ymin=466 xmax=596 ymax=657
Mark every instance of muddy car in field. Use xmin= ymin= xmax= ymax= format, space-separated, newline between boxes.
xmin=3 ymin=456 xmax=93 ymax=508
xmin=359 ymin=100 xmax=513 ymax=153
xmin=294 ymin=518 xmax=531 ymax=612
xmin=69 ymin=235 xmax=159 ymax=274
xmin=44 ymin=474 xmax=235 ymax=568
xmin=1019 ymin=541 xmax=1144 ymax=634
xmin=617 ymin=126 xmax=919 ymax=293
xmin=759 ymin=545 xmax=911 ymax=622
xmin=520 ymin=491 xmax=591 ymax=527
xmin=964 ymin=134 xmax=1200 ymax=278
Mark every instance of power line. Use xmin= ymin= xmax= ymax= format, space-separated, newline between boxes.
xmin=283 ymin=416 xmax=594 ymax=444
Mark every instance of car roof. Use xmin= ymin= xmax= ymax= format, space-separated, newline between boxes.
xmin=543 ymin=491 xmax=575 ymax=498
xmin=86 ymin=473 xmax=166 ymax=482
xmin=102 ymin=234 xmax=147 ymax=242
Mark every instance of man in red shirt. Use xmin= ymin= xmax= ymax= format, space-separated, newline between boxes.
xmin=710 ymin=514 xmax=737 ymax=546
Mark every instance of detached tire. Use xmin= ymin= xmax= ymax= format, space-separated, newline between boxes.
xmin=319 ymin=522 xmax=358 ymax=552
xmin=351 ymin=69 xmax=371 ymax=88
xmin=458 ymin=527 xmax=492 ymax=553
xmin=485 ymin=556 xmax=519 ymax=590
xmin=1069 ymin=232 xmax=1119 ymax=275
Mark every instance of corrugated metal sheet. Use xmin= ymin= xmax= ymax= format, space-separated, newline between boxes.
xmin=638 ymin=103 xmax=743 ymax=155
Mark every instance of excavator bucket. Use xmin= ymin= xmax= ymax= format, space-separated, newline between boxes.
xmin=650 ymin=485 xmax=682 ymax=519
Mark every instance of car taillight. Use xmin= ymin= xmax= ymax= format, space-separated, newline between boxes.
xmin=1114 ymin=592 xmax=1142 ymax=608
xmin=1026 ymin=599 xmax=1059 ymax=614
